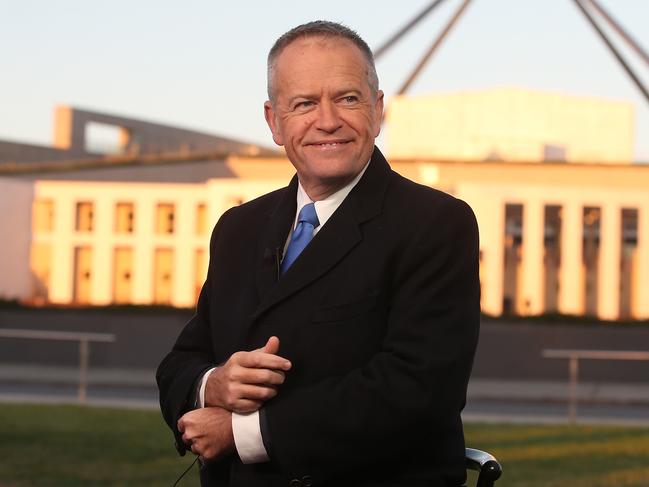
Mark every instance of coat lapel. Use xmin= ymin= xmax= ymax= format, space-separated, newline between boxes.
xmin=255 ymin=176 xmax=298 ymax=302
xmin=251 ymin=147 xmax=392 ymax=321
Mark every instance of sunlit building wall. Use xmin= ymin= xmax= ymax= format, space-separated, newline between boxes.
xmin=27 ymin=178 xmax=286 ymax=307
xmin=387 ymin=88 xmax=634 ymax=164
xmin=0 ymin=178 xmax=33 ymax=300
xmin=4 ymin=155 xmax=642 ymax=321
xmin=1 ymin=88 xmax=646 ymax=321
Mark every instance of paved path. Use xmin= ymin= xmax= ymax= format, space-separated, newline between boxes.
xmin=2 ymin=365 xmax=649 ymax=425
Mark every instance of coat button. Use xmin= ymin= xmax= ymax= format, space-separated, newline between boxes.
xmin=302 ymin=475 xmax=313 ymax=487
xmin=289 ymin=479 xmax=302 ymax=487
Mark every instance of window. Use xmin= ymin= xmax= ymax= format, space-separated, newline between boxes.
xmin=33 ymin=199 xmax=54 ymax=232
xmin=156 ymin=203 xmax=175 ymax=234
xmin=196 ymin=203 xmax=207 ymax=235
xmin=31 ymin=243 xmax=52 ymax=302
xmin=113 ymin=247 xmax=133 ymax=303
xmin=154 ymin=248 xmax=173 ymax=304
xmin=76 ymin=202 xmax=94 ymax=232
xmin=73 ymin=246 xmax=93 ymax=303
xmin=115 ymin=202 xmax=134 ymax=233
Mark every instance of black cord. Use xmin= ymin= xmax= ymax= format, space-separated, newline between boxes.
xmin=172 ymin=455 xmax=199 ymax=487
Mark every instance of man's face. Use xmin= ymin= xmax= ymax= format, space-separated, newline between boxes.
xmin=264 ymin=37 xmax=384 ymax=198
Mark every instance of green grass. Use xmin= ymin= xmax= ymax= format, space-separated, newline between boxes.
xmin=0 ymin=403 xmax=199 ymax=487
xmin=465 ymin=423 xmax=649 ymax=486
xmin=1 ymin=403 xmax=649 ymax=486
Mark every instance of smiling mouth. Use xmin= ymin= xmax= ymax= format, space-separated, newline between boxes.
xmin=308 ymin=141 xmax=351 ymax=148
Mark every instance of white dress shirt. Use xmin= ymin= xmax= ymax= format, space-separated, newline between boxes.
xmin=199 ymin=162 xmax=370 ymax=463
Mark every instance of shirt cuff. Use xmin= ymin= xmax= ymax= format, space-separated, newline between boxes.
xmin=232 ymin=410 xmax=269 ymax=464
xmin=197 ymin=367 xmax=217 ymax=408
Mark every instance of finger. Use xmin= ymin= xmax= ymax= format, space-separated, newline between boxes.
xmin=236 ymin=384 xmax=278 ymax=401
xmin=190 ymin=441 xmax=200 ymax=456
xmin=177 ymin=417 xmax=185 ymax=433
xmin=232 ymin=366 xmax=286 ymax=386
xmin=182 ymin=432 xmax=192 ymax=445
xmin=258 ymin=336 xmax=280 ymax=355
xmin=236 ymin=351 xmax=291 ymax=371
xmin=232 ymin=399 xmax=264 ymax=414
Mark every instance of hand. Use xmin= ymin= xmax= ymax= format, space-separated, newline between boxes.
xmin=178 ymin=407 xmax=234 ymax=462
xmin=205 ymin=336 xmax=291 ymax=413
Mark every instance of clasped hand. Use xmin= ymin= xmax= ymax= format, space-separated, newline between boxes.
xmin=178 ymin=336 xmax=291 ymax=462
xmin=205 ymin=335 xmax=292 ymax=413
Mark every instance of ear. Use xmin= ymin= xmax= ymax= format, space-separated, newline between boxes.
xmin=264 ymin=101 xmax=284 ymax=146
xmin=372 ymin=90 xmax=385 ymax=137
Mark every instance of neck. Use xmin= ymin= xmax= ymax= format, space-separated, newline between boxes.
xmin=300 ymin=176 xmax=355 ymax=201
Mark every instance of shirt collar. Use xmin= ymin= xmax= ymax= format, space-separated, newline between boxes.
xmin=294 ymin=160 xmax=371 ymax=232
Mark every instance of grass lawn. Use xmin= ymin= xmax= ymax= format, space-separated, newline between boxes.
xmin=1 ymin=403 xmax=649 ymax=486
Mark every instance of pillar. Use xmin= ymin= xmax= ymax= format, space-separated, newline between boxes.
xmin=634 ymin=204 xmax=649 ymax=319
xmin=479 ymin=199 xmax=505 ymax=316
xmin=173 ymin=196 xmax=196 ymax=307
xmin=598 ymin=204 xmax=621 ymax=320
xmin=559 ymin=203 xmax=584 ymax=315
xmin=520 ymin=200 xmax=544 ymax=315
xmin=49 ymin=196 xmax=75 ymax=304
xmin=91 ymin=197 xmax=112 ymax=305
xmin=132 ymin=197 xmax=154 ymax=304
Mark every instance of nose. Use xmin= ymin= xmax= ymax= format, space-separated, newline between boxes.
xmin=315 ymin=100 xmax=343 ymax=133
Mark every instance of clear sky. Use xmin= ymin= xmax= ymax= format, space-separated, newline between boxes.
xmin=2 ymin=0 xmax=648 ymax=160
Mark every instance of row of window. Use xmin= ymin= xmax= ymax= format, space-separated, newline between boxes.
xmin=33 ymin=200 xmax=209 ymax=235
xmin=32 ymin=244 xmax=207 ymax=305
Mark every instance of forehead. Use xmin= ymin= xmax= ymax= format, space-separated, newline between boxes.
xmin=273 ymin=36 xmax=368 ymax=85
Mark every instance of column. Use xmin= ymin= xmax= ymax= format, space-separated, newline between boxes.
xmin=634 ymin=204 xmax=649 ymax=319
xmin=132 ymin=197 xmax=154 ymax=304
xmin=173 ymin=196 xmax=196 ymax=308
xmin=559 ymin=203 xmax=584 ymax=315
xmin=598 ymin=204 xmax=621 ymax=320
xmin=49 ymin=196 xmax=75 ymax=303
xmin=91 ymin=196 xmax=113 ymax=305
xmin=479 ymin=199 xmax=505 ymax=317
xmin=520 ymin=200 xmax=545 ymax=315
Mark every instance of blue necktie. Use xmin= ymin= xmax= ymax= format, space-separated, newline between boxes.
xmin=281 ymin=202 xmax=320 ymax=274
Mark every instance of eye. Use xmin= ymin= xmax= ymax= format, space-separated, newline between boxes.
xmin=294 ymin=100 xmax=315 ymax=110
xmin=342 ymin=95 xmax=358 ymax=104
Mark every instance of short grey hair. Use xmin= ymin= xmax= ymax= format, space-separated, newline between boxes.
xmin=267 ymin=20 xmax=379 ymax=102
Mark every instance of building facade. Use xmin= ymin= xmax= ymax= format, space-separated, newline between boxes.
xmin=1 ymin=154 xmax=647 ymax=321
xmin=1 ymin=91 xmax=646 ymax=320
xmin=387 ymin=88 xmax=634 ymax=164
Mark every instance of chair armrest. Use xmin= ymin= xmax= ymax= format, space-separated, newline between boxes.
xmin=466 ymin=447 xmax=502 ymax=485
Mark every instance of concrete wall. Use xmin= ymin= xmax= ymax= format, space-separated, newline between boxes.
xmin=0 ymin=140 xmax=93 ymax=164
xmin=387 ymin=88 xmax=634 ymax=163
xmin=32 ymin=177 xmax=285 ymax=307
xmin=0 ymin=178 xmax=34 ymax=300
xmin=54 ymin=106 xmax=275 ymax=157
xmin=18 ymin=158 xmax=236 ymax=183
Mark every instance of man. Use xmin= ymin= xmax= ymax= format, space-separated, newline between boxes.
xmin=157 ymin=20 xmax=480 ymax=487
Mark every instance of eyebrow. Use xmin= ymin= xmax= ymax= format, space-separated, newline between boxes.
xmin=287 ymin=88 xmax=364 ymax=104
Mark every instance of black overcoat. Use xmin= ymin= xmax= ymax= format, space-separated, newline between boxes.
xmin=157 ymin=147 xmax=480 ymax=487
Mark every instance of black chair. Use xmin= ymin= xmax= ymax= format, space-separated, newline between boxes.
xmin=465 ymin=448 xmax=502 ymax=487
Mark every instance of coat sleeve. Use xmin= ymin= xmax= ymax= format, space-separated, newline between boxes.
xmin=263 ymin=198 xmax=481 ymax=477
xmin=156 ymin=211 xmax=229 ymax=454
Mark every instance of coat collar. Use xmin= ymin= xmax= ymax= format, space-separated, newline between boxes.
xmin=252 ymin=146 xmax=391 ymax=320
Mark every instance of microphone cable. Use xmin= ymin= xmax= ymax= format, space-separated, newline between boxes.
xmin=172 ymin=455 xmax=199 ymax=487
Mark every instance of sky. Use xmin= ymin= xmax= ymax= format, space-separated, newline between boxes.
xmin=2 ymin=0 xmax=648 ymax=161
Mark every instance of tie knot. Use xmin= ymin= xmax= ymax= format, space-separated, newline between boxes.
xmin=298 ymin=202 xmax=319 ymax=228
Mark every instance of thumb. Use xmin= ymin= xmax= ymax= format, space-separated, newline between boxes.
xmin=259 ymin=336 xmax=280 ymax=355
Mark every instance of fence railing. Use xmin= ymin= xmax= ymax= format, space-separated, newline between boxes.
xmin=0 ymin=328 xmax=116 ymax=404
xmin=542 ymin=348 xmax=649 ymax=423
